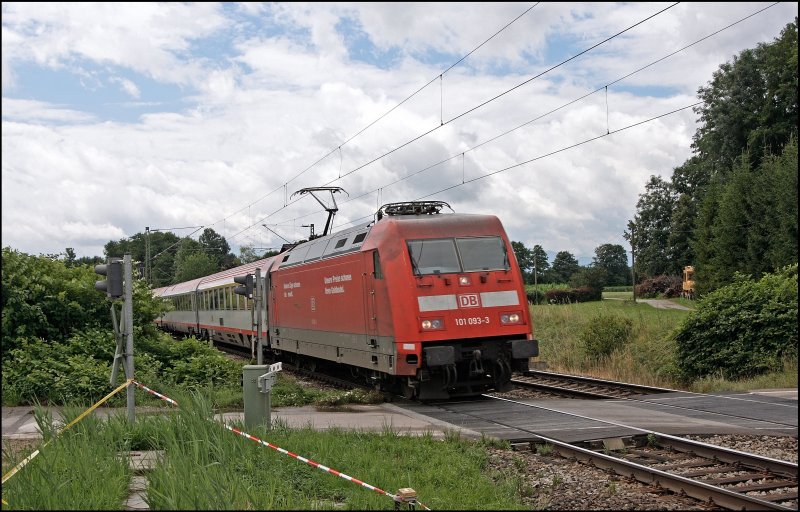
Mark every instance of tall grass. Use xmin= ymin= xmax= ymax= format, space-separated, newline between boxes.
xmin=146 ymin=392 xmax=524 ymax=509
xmin=3 ymin=390 xmax=526 ymax=510
xmin=531 ymin=299 xmax=798 ymax=391
xmin=533 ymin=300 xmax=689 ymax=387
xmin=1 ymin=406 xmax=131 ymax=510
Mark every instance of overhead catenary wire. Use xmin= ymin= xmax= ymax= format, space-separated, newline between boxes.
xmin=261 ymin=2 xmax=779 ymax=232
xmin=201 ymin=3 xmax=540 ymax=236
xmin=227 ymin=2 xmax=680 ymax=243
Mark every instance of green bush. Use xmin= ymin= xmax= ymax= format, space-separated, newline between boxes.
xmin=674 ymin=265 xmax=798 ymax=381
xmin=544 ymin=287 xmax=602 ymax=304
xmin=580 ymin=314 xmax=633 ymax=359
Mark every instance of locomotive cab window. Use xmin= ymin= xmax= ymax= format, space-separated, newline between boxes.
xmin=407 ymin=239 xmax=461 ymax=275
xmin=408 ymin=236 xmax=509 ymax=275
xmin=456 ymin=237 xmax=509 ymax=271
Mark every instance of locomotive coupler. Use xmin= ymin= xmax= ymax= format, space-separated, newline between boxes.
xmin=468 ymin=349 xmax=484 ymax=376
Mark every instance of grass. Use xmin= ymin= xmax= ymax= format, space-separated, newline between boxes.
xmin=1 ymin=407 xmax=131 ymax=510
xmin=533 ymin=299 xmax=688 ymax=387
xmin=531 ymin=298 xmax=797 ymax=392
xmin=2 ymin=392 xmax=526 ymax=510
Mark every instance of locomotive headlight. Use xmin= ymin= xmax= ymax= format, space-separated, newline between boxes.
xmin=458 ymin=276 xmax=471 ymax=286
xmin=421 ymin=318 xmax=444 ymax=331
xmin=500 ymin=313 xmax=522 ymax=325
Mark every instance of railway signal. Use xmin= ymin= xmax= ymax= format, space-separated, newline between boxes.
xmin=95 ymin=259 xmax=123 ymax=299
xmin=234 ymin=274 xmax=254 ymax=298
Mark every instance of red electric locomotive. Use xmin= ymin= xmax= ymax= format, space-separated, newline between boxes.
xmin=155 ymin=201 xmax=538 ymax=399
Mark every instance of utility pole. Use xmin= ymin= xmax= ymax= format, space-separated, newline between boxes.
xmin=255 ymin=267 xmax=263 ymax=365
xmin=145 ymin=227 xmax=150 ymax=285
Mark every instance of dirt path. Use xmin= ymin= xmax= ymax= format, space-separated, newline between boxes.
xmin=636 ymin=298 xmax=693 ymax=310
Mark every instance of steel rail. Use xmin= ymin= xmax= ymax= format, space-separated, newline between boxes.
xmin=516 ymin=370 xmax=797 ymax=429
xmin=478 ymin=395 xmax=798 ymax=510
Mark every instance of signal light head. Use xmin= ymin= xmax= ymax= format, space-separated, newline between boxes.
xmin=95 ymin=259 xmax=123 ymax=299
xmin=234 ymin=274 xmax=254 ymax=298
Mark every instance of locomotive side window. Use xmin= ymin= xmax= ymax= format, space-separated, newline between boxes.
xmin=407 ymin=239 xmax=461 ymax=275
xmin=456 ymin=237 xmax=509 ymax=271
xmin=373 ymin=250 xmax=383 ymax=279
xmin=353 ymin=232 xmax=366 ymax=244
xmin=334 ymin=238 xmax=347 ymax=249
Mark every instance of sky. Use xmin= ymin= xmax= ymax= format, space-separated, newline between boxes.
xmin=2 ymin=2 xmax=798 ymax=266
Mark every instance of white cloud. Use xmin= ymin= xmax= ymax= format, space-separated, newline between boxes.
xmin=1 ymin=2 xmax=797 ymax=262
xmin=1 ymin=98 xmax=95 ymax=122
xmin=110 ymin=76 xmax=140 ymax=99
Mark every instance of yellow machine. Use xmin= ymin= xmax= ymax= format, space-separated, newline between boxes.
xmin=682 ymin=266 xmax=695 ymax=300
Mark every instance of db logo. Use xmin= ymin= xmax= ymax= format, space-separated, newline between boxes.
xmin=458 ymin=294 xmax=481 ymax=308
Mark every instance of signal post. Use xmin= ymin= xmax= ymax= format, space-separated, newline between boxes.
xmin=95 ymin=254 xmax=135 ymax=422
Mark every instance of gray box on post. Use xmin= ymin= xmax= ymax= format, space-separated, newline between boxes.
xmin=243 ymin=363 xmax=281 ymax=428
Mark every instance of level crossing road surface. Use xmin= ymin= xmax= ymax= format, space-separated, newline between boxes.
xmin=2 ymin=389 xmax=796 ymax=443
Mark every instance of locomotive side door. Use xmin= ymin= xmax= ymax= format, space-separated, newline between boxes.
xmin=363 ymin=250 xmax=390 ymax=341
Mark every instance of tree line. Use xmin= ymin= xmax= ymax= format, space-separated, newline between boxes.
xmin=60 ymin=228 xmax=277 ymax=288
xmin=511 ymin=241 xmax=630 ymax=288
xmin=625 ymin=19 xmax=797 ymax=296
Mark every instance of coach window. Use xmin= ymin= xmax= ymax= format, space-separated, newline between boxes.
xmin=372 ymin=251 xmax=383 ymax=279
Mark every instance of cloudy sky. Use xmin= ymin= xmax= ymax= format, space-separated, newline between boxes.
xmin=2 ymin=2 xmax=797 ymax=265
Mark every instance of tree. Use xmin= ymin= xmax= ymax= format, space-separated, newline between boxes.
xmin=63 ymin=248 xmax=77 ymax=267
xmin=692 ymin=19 xmax=798 ymax=172
xmin=569 ymin=266 xmax=608 ymax=290
xmin=695 ymin=139 xmax=799 ymax=292
xmin=198 ymin=228 xmax=231 ymax=268
xmin=174 ymin=252 xmax=218 ymax=283
xmin=106 ymin=230 xmax=181 ymax=288
xmin=511 ymin=241 xmax=534 ymax=283
xmin=1 ymin=247 xmax=109 ymax=357
xmin=550 ymin=251 xmax=580 ymax=284
xmin=531 ymin=245 xmax=550 ymax=284
xmin=626 ymin=175 xmax=676 ymax=278
xmin=592 ymin=244 xmax=629 ymax=286
xmin=239 ymin=245 xmax=262 ymax=264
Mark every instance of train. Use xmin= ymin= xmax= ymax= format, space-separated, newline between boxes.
xmin=153 ymin=201 xmax=539 ymax=399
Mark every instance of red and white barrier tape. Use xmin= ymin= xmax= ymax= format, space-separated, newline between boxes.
xmin=131 ymin=380 xmax=429 ymax=510
xmin=132 ymin=381 xmax=179 ymax=406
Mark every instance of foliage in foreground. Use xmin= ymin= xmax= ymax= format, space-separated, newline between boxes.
xmin=674 ymin=264 xmax=798 ymax=381
xmin=2 ymin=394 xmax=525 ymax=510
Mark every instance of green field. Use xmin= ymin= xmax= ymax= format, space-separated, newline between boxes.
xmin=530 ymin=298 xmax=797 ymax=392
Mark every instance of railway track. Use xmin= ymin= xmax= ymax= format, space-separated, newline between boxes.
xmin=511 ymin=370 xmax=798 ymax=432
xmin=512 ymin=369 xmax=675 ymax=399
xmin=419 ymin=395 xmax=798 ymax=510
xmin=541 ymin=429 xmax=798 ymax=510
